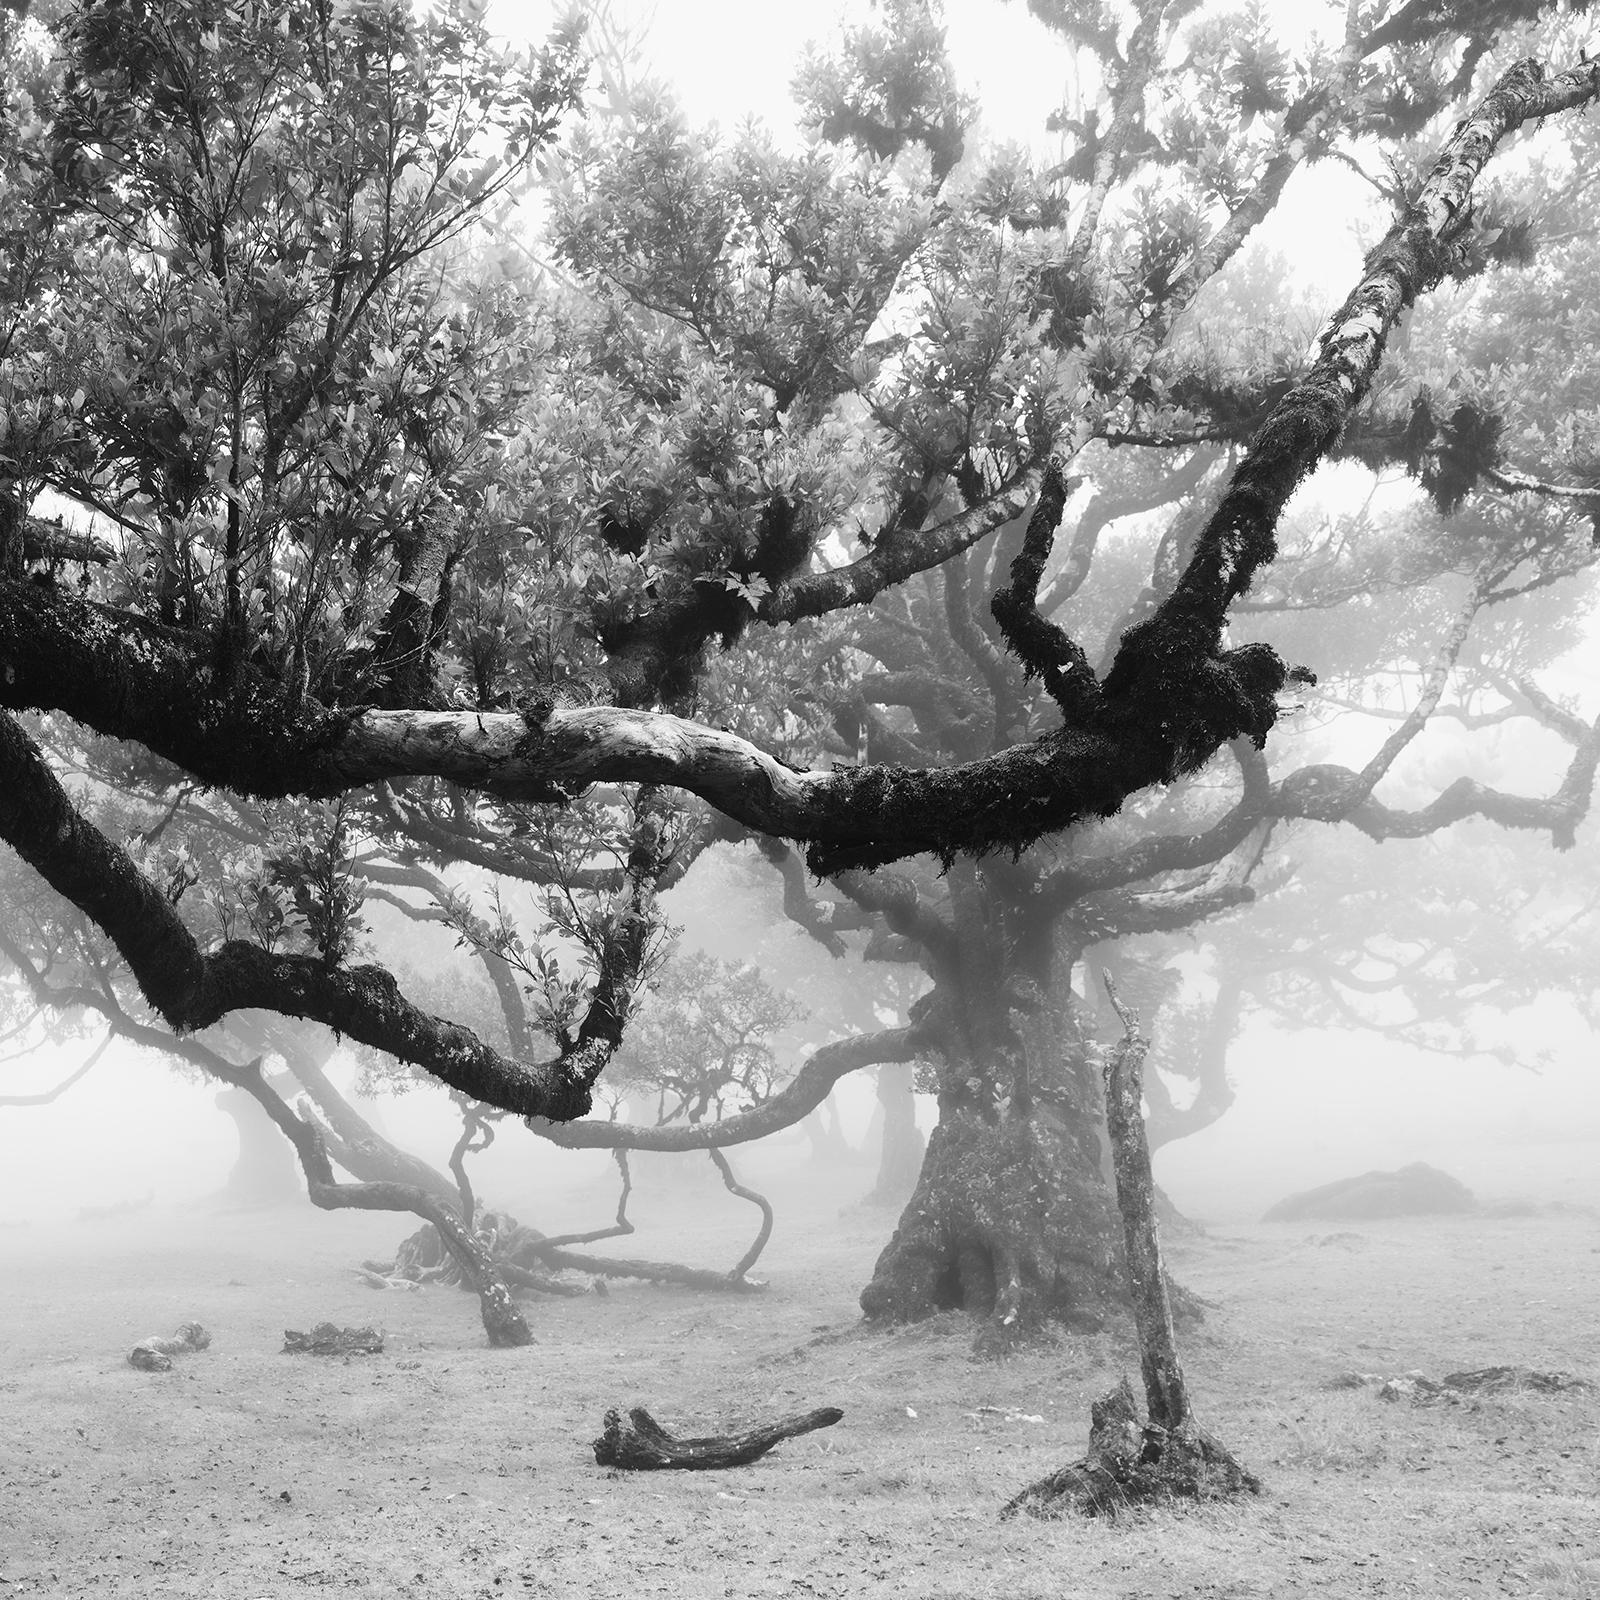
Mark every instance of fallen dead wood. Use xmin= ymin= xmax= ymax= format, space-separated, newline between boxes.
xmin=1001 ymin=1377 xmax=1259 ymax=1519
xmin=533 ymin=1244 xmax=766 ymax=1291
xmin=593 ymin=1405 xmax=843 ymax=1470
xmin=283 ymin=1322 xmax=384 ymax=1356
xmin=128 ymin=1321 xmax=211 ymax=1372
xmin=1330 ymin=1366 xmax=1594 ymax=1402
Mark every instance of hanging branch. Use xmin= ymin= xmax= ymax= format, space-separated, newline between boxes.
xmin=0 ymin=710 xmax=664 ymax=1125
xmin=708 ymin=1146 xmax=774 ymax=1282
xmin=536 ymin=1148 xmax=637 ymax=1249
xmin=447 ymin=1100 xmax=497 ymax=1228
xmin=0 ymin=931 xmax=534 ymax=1348
xmin=0 ymin=1029 xmax=112 ymax=1106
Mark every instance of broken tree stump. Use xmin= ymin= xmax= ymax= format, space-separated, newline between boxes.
xmin=1001 ymin=1377 xmax=1261 ymax=1518
xmin=282 ymin=1322 xmax=384 ymax=1356
xmin=593 ymin=1405 xmax=843 ymax=1470
xmin=1004 ymin=979 xmax=1261 ymax=1518
xmin=128 ymin=1321 xmax=211 ymax=1372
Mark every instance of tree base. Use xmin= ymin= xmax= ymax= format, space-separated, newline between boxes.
xmin=1002 ymin=1378 xmax=1261 ymax=1519
xmin=860 ymin=1105 xmax=1128 ymax=1351
xmin=593 ymin=1405 xmax=843 ymax=1470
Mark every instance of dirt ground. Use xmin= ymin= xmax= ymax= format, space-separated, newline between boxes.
xmin=2 ymin=1168 xmax=1597 ymax=1600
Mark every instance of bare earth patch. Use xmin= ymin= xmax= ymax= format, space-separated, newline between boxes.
xmin=2 ymin=1175 xmax=1597 ymax=1598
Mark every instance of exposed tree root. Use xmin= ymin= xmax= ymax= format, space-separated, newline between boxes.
xmin=593 ymin=1405 xmax=843 ymax=1470
xmin=531 ymin=1245 xmax=767 ymax=1292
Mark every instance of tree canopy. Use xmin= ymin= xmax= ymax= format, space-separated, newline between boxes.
xmin=2 ymin=0 xmax=1599 ymax=1186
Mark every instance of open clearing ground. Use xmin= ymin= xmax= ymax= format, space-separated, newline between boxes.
xmin=2 ymin=1170 xmax=1597 ymax=1599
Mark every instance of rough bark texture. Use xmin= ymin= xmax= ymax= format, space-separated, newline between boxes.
xmin=593 ymin=1405 xmax=843 ymax=1470
xmin=1100 ymin=987 xmax=1190 ymax=1431
xmin=858 ymin=1094 xmax=1124 ymax=1352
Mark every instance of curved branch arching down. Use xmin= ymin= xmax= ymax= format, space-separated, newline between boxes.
xmin=531 ymin=1026 xmax=926 ymax=1151
xmin=0 ymin=711 xmax=662 ymax=1123
xmin=708 ymin=1146 xmax=774 ymax=1282
xmin=0 ymin=938 xmax=533 ymax=1347
xmin=0 ymin=1030 xmax=112 ymax=1106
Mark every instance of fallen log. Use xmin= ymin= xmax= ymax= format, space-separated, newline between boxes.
xmin=593 ymin=1404 xmax=843 ymax=1470
xmin=1330 ymin=1365 xmax=1595 ymax=1403
xmin=283 ymin=1322 xmax=384 ymax=1356
xmin=128 ymin=1321 xmax=211 ymax=1372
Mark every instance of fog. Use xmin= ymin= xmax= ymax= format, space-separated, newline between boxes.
xmin=5 ymin=994 xmax=1595 ymax=1232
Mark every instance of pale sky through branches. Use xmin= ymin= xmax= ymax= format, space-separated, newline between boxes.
xmin=489 ymin=0 xmax=1377 ymax=299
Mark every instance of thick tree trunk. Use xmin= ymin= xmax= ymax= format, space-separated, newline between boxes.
xmin=859 ymin=1088 xmax=1126 ymax=1352
xmin=861 ymin=1059 xmax=925 ymax=1207
xmin=215 ymin=1085 xmax=304 ymax=1208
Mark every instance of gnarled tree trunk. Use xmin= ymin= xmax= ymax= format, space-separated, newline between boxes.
xmin=860 ymin=977 xmax=1132 ymax=1351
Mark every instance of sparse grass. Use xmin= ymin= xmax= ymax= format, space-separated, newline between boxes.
xmin=1 ymin=1171 xmax=1598 ymax=1597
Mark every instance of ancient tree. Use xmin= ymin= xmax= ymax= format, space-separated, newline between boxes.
xmin=520 ymin=0 xmax=1600 ymax=1350
xmin=1 ymin=0 xmax=1599 ymax=1398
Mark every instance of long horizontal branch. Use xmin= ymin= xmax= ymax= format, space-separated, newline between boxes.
xmin=530 ymin=1026 xmax=925 ymax=1151
xmin=0 ymin=582 xmax=1297 ymax=871
xmin=1273 ymin=712 xmax=1600 ymax=849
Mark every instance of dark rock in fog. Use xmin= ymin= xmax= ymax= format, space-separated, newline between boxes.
xmin=1263 ymin=1162 xmax=1475 ymax=1222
